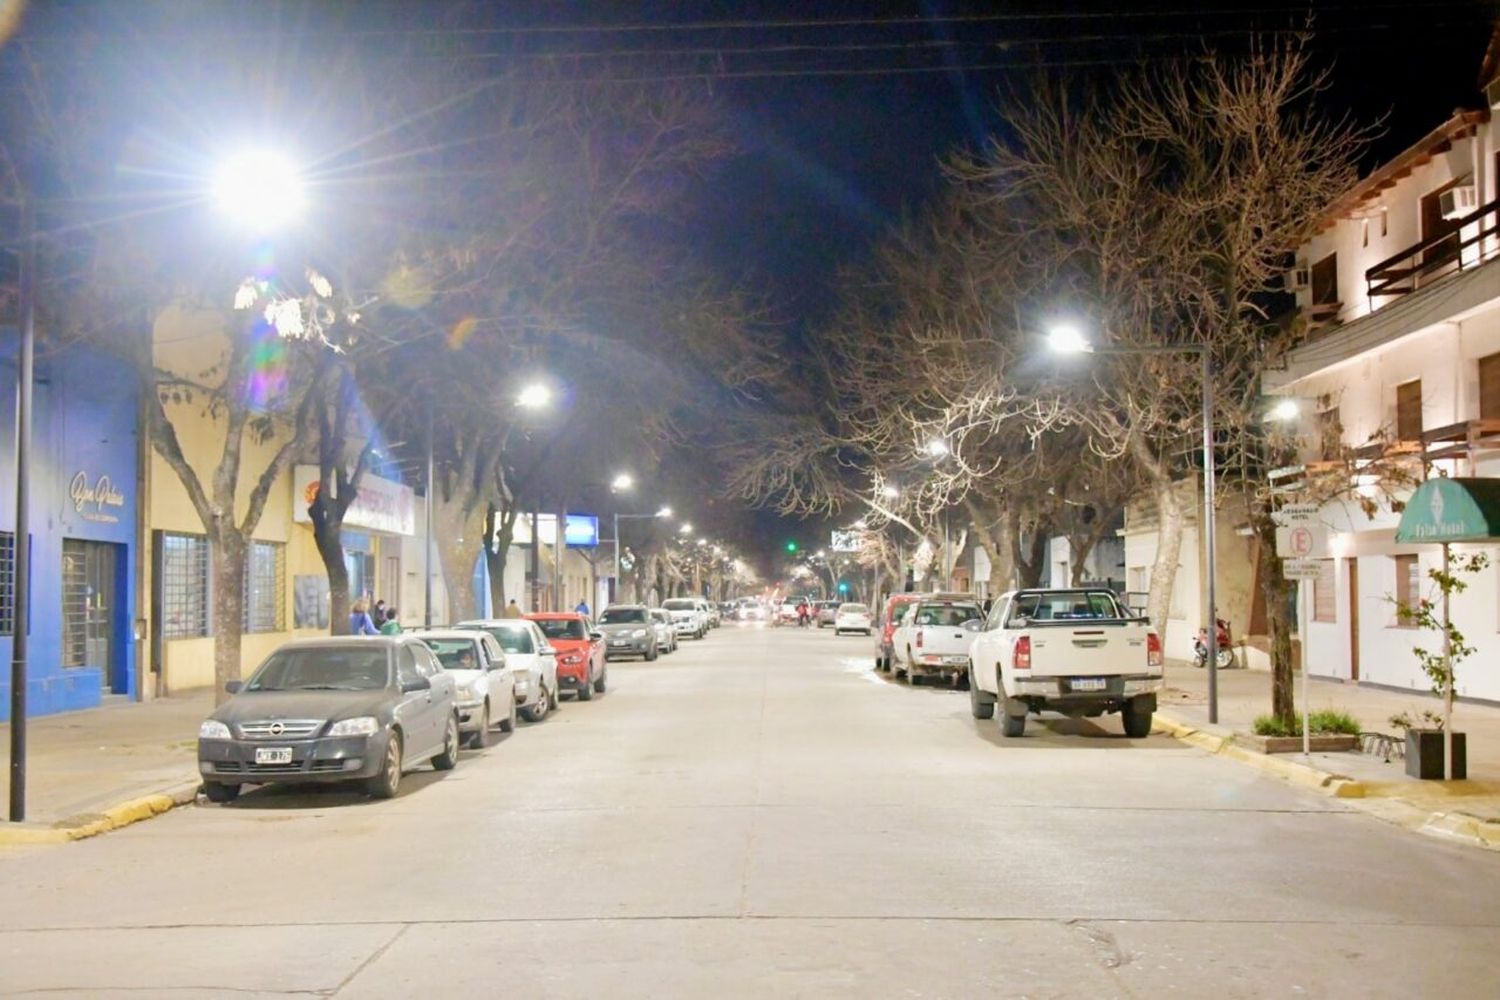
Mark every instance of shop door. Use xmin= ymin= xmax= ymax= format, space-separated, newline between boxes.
xmin=62 ymin=540 xmax=122 ymax=692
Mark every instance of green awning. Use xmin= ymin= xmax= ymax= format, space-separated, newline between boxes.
xmin=1396 ymin=478 xmax=1500 ymax=544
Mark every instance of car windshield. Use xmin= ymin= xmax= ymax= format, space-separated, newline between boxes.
xmin=420 ymin=638 xmax=483 ymax=671
xmin=912 ymin=603 xmax=983 ymax=627
xmin=601 ymin=608 xmax=648 ymax=624
xmin=457 ymin=623 xmax=534 ymax=653
xmin=246 ymin=647 xmax=389 ymax=692
xmin=662 ymin=599 xmax=696 ymax=611
xmin=839 ymin=604 xmax=869 ymax=614
xmin=534 ymin=618 xmax=587 ymax=641
xmin=1010 ymin=591 xmax=1122 ymax=622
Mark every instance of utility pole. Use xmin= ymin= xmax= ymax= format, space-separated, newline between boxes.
xmin=423 ymin=403 xmax=434 ymax=628
xmin=9 ymin=198 xmax=35 ymax=822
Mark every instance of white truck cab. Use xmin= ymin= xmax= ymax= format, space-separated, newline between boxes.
xmin=967 ymin=588 xmax=1162 ymax=738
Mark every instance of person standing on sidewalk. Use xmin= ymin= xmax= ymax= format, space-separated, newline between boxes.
xmin=379 ymin=608 xmax=402 ymax=635
xmin=575 ymin=599 xmax=591 ymax=618
xmin=503 ymin=599 xmax=524 ymax=619
xmin=349 ymin=600 xmax=379 ymax=636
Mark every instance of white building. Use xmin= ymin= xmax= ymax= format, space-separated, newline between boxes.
xmin=1267 ymin=43 xmax=1500 ymax=701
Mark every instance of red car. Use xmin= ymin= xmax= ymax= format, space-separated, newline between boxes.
xmin=874 ymin=593 xmax=923 ymax=673
xmin=526 ymin=613 xmax=607 ymax=700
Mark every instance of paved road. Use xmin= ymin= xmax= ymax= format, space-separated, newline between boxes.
xmin=2 ymin=624 xmax=1498 ymax=998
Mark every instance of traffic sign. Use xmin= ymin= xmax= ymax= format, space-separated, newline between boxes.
xmin=1282 ymin=558 xmax=1323 ymax=580
xmin=1275 ymin=524 xmax=1328 ymax=558
xmin=1273 ymin=503 xmax=1319 ymax=526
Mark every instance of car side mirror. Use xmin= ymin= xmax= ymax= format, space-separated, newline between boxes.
xmin=1010 ymin=616 xmax=1028 ymax=628
xmin=401 ymin=676 xmax=431 ymax=693
xmin=225 ymin=679 xmax=244 ymax=694
xmin=963 ymin=619 xmax=982 ymax=632
xmin=539 ymin=645 xmax=556 ymax=656
xmin=589 ymin=631 xmax=603 ymax=641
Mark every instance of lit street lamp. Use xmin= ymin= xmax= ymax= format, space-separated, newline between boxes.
xmin=1048 ymin=324 xmax=1222 ymax=723
xmin=212 ymin=150 xmax=307 ymax=232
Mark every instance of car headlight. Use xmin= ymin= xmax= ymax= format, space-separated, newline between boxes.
xmin=455 ymin=684 xmax=478 ymax=701
xmin=328 ymin=716 xmax=380 ymax=737
xmin=631 ymin=629 xmax=648 ymax=638
xmin=561 ymin=653 xmax=584 ymax=665
xmin=199 ymin=719 xmax=231 ymax=740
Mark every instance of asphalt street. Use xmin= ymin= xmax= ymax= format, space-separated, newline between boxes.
xmin=1 ymin=624 xmax=1498 ymax=998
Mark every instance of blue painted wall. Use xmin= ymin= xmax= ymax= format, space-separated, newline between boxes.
xmin=0 ymin=334 xmax=139 ymax=720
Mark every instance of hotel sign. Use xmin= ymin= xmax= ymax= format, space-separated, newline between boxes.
xmin=1396 ymin=478 xmax=1500 ymax=545
xmin=69 ymin=471 xmax=127 ymax=523
xmin=293 ymin=466 xmax=416 ymax=537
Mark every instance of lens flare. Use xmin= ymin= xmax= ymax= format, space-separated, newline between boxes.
xmin=242 ymin=319 xmax=289 ymax=410
xmin=448 ymin=316 xmax=478 ymax=351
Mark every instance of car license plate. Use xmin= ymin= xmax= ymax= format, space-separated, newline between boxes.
xmin=254 ymin=747 xmax=293 ymax=765
xmin=1071 ymin=678 xmax=1107 ymax=692
xmin=944 ymin=655 xmax=968 ymax=665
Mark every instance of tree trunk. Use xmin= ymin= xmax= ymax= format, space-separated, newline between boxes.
xmin=485 ymin=505 xmax=519 ymax=615
xmin=1254 ymin=511 xmax=1297 ymax=725
xmin=310 ymin=505 xmax=352 ymax=635
xmin=210 ymin=530 xmax=247 ymax=705
xmin=1145 ymin=478 xmax=1185 ymax=649
xmin=432 ymin=499 xmax=483 ymax=623
xmin=1011 ymin=517 xmax=1049 ymax=588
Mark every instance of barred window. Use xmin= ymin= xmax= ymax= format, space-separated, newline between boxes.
xmin=243 ymin=541 xmax=285 ymax=633
xmin=0 ymin=532 xmax=14 ymax=635
xmin=1394 ymin=554 xmax=1421 ymax=627
xmin=1312 ymin=560 xmax=1337 ymax=623
xmin=162 ymin=533 xmax=210 ymax=638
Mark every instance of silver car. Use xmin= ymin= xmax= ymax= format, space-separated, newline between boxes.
xmin=649 ymin=608 xmax=679 ymax=654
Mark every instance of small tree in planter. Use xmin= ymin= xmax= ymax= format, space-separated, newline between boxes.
xmin=1395 ymin=550 xmax=1488 ymax=780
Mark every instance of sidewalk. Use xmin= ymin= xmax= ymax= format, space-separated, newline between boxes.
xmin=1158 ymin=661 xmax=1500 ymax=848
xmin=0 ymin=693 xmax=209 ymax=844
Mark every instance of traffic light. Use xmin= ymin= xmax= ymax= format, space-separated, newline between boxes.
xmin=837 ymin=581 xmax=849 ymax=594
xmin=785 ymin=540 xmax=799 ymax=553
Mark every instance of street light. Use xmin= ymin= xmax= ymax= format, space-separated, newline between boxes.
xmin=1048 ymin=324 xmax=1222 ymax=723
xmin=516 ymin=383 xmax=551 ymax=409
xmin=613 ymin=499 xmax=672 ymax=605
xmin=679 ymin=523 xmax=693 ymax=535
xmin=610 ymin=472 xmax=634 ymax=492
xmin=924 ymin=438 xmax=949 ymax=458
xmin=1269 ymin=398 xmax=1301 ymax=423
xmin=212 ymin=150 xmax=306 ymax=232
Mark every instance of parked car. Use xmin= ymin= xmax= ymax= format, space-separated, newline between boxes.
xmin=526 ymin=612 xmax=608 ymax=700
xmin=816 ymin=600 xmax=841 ymax=627
xmin=197 ymin=636 xmax=461 ymax=802
xmin=833 ymin=602 xmax=873 ymax=636
xmin=597 ymin=604 xmax=660 ymax=660
xmin=649 ymin=609 xmax=680 ymax=654
xmin=890 ymin=595 xmax=986 ymax=685
xmin=662 ymin=598 xmax=708 ymax=639
xmin=873 ymin=593 xmax=923 ymax=672
xmin=776 ymin=598 xmax=801 ymax=625
xmin=453 ymin=619 xmax=559 ymax=721
xmin=411 ymin=628 xmax=518 ymax=747
xmin=701 ymin=599 xmax=722 ymax=628
xmin=967 ymin=588 xmax=1163 ymax=738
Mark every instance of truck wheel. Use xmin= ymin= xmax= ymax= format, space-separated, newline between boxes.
xmin=968 ymin=666 xmax=995 ymax=719
xmin=1123 ymin=704 xmax=1153 ymax=739
xmin=1001 ymin=712 xmax=1026 ymax=738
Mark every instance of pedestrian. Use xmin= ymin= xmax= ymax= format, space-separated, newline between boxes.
xmin=796 ymin=599 xmax=810 ymax=628
xmin=349 ymin=599 xmax=378 ymax=636
xmin=503 ymin=598 xmax=524 ymax=619
xmin=373 ymin=599 xmax=386 ymax=624
xmin=574 ymin=599 xmax=591 ymax=617
xmin=379 ymin=608 xmax=402 ymax=635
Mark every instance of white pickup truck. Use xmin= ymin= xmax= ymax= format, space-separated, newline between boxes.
xmin=966 ymin=588 xmax=1162 ymax=738
xmin=891 ymin=594 xmax=987 ymax=685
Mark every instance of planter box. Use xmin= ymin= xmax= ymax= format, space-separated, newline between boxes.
xmin=1236 ymin=733 xmax=1360 ymax=755
xmin=1406 ymin=729 xmax=1467 ymax=780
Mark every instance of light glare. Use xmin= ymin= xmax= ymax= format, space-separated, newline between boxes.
xmin=1047 ymin=324 xmax=1092 ymax=355
xmin=212 ymin=151 xmax=305 ymax=232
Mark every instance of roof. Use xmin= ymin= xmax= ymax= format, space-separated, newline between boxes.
xmin=454 ymin=618 xmax=533 ymax=629
xmin=277 ymin=635 xmax=404 ymax=649
xmin=407 ymin=628 xmax=486 ymax=641
xmin=526 ymin=611 xmax=585 ymax=619
xmin=1314 ymin=110 xmax=1490 ymax=234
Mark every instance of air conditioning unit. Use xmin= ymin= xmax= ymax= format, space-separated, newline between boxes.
xmin=1284 ymin=265 xmax=1311 ymax=292
xmin=1439 ymin=184 xmax=1479 ymax=220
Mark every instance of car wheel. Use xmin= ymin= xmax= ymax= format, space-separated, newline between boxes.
xmin=432 ymin=715 xmax=461 ymax=771
xmin=968 ymin=666 xmax=996 ymax=720
xmin=203 ymin=782 xmax=239 ymax=804
xmin=523 ymin=686 xmax=549 ymax=723
xmin=548 ymin=681 xmax=560 ymax=711
xmin=499 ymin=691 xmax=519 ymax=731
xmin=469 ymin=702 xmax=491 ymax=749
xmin=594 ymin=668 xmax=607 ymax=694
xmin=368 ymin=731 xmax=403 ymax=799
xmin=1122 ymin=703 xmax=1153 ymax=739
xmin=1001 ymin=711 xmax=1027 ymax=738
xmin=645 ymin=643 xmax=659 ymax=662
xmin=577 ymin=677 xmax=594 ymax=701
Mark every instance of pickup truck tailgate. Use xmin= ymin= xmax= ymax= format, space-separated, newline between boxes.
xmin=913 ymin=624 xmax=973 ymax=667
xmin=1027 ymin=622 xmax=1152 ymax=677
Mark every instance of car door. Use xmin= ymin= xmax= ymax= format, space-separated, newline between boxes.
xmin=531 ymin=623 xmax=558 ymax=697
xmin=394 ymin=643 xmax=438 ymax=760
xmin=412 ymin=643 xmax=452 ymax=755
xmin=971 ymin=595 xmax=1010 ymax=693
xmin=482 ymin=634 xmax=514 ymax=710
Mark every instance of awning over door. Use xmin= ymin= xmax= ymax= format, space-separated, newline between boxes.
xmin=1395 ymin=477 xmax=1500 ymax=544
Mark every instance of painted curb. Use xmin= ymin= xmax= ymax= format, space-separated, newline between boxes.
xmin=0 ymin=780 xmax=200 ymax=847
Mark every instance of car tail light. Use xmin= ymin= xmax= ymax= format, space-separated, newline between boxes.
xmin=1146 ymin=632 xmax=1163 ymax=668
xmin=1013 ymin=635 xmax=1031 ymax=671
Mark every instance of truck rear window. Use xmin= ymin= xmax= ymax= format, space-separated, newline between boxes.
xmin=1011 ymin=592 xmax=1122 ymax=622
xmin=912 ymin=604 xmax=982 ymax=627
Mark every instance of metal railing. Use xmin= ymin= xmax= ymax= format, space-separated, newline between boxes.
xmin=1366 ymin=195 xmax=1500 ymax=301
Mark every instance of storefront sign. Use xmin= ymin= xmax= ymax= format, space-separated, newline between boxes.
xmin=1396 ymin=478 xmax=1500 ymax=544
xmin=69 ymin=471 xmax=127 ymax=523
xmin=293 ymin=466 xmax=416 ymax=537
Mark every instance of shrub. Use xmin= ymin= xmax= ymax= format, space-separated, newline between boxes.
xmin=1252 ymin=710 xmax=1361 ymax=737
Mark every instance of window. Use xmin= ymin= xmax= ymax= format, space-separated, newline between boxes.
xmin=1317 ymin=398 xmax=1342 ymax=460
xmin=61 ymin=540 xmax=116 ymax=668
xmin=0 ymin=532 xmax=13 ymax=635
xmin=1313 ymin=560 xmax=1337 ymax=623
xmin=1311 ymin=253 xmax=1339 ymax=306
xmin=1396 ymin=380 xmax=1423 ymax=443
xmin=162 ymin=533 xmax=209 ymax=638
xmin=1394 ymin=554 xmax=1421 ymax=625
xmin=242 ymin=541 xmax=285 ymax=633
xmin=1480 ymin=352 xmax=1500 ymax=421
xmin=397 ymin=645 xmax=422 ymax=688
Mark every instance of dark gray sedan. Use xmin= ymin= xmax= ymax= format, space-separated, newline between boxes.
xmin=197 ymin=636 xmax=461 ymax=802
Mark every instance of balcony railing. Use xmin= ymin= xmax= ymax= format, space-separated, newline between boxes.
xmin=1365 ymin=196 xmax=1500 ymax=302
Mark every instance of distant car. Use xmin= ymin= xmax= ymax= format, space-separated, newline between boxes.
xmin=662 ymin=598 xmax=708 ymax=639
xmin=874 ymin=593 xmax=923 ymax=672
xmin=816 ymin=600 xmax=841 ymax=627
xmin=833 ymin=602 xmax=873 ymax=636
xmin=776 ymin=599 xmax=801 ymax=625
xmin=598 ymin=605 xmax=660 ymax=660
xmin=454 ymin=619 xmax=559 ymax=721
xmin=702 ymin=599 xmax=722 ymax=628
xmin=411 ymin=628 xmax=518 ymax=746
xmin=890 ymin=595 xmax=986 ymax=685
xmin=649 ymin=609 xmax=679 ymax=654
xmin=197 ymin=636 xmax=461 ymax=802
xmin=526 ymin=612 xmax=608 ymax=701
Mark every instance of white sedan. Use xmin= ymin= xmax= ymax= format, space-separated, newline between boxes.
xmin=411 ymin=629 xmax=517 ymax=748
xmin=833 ymin=602 xmax=873 ymax=636
xmin=455 ymin=619 xmax=559 ymax=723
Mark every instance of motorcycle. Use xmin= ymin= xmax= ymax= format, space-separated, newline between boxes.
xmin=1193 ymin=618 xmax=1234 ymax=669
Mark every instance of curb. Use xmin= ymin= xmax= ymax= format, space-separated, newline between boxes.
xmin=1155 ymin=711 xmax=1500 ymax=852
xmin=0 ymin=779 xmax=200 ymax=847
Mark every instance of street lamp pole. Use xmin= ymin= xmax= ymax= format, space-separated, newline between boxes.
xmin=424 ymin=402 xmax=434 ymax=628
xmin=8 ymin=197 xmax=35 ymax=822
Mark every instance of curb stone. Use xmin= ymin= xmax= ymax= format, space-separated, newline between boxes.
xmin=0 ymin=779 xmax=200 ymax=847
xmin=1154 ymin=711 xmax=1500 ymax=852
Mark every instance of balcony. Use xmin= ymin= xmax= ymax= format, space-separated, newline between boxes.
xmin=1365 ymin=197 xmax=1500 ymax=302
